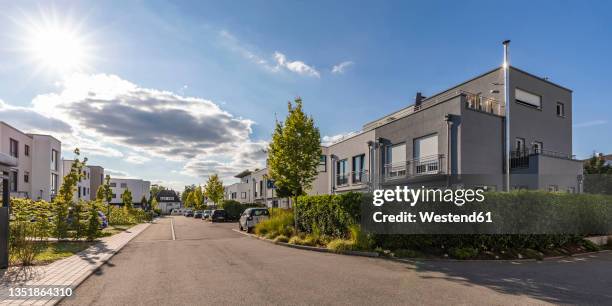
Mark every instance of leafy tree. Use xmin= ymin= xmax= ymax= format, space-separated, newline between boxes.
xmin=584 ymin=154 xmax=612 ymax=174
xmin=193 ymin=186 xmax=204 ymax=210
xmin=140 ymin=195 xmax=148 ymax=210
xmin=53 ymin=148 xmax=87 ymax=239
xmin=204 ymin=174 xmax=224 ymax=206
xmin=150 ymin=197 xmax=159 ymax=211
xmin=150 ymin=184 xmax=166 ymax=201
xmin=185 ymin=191 xmax=194 ymax=208
xmin=182 ymin=185 xmax=196 ymax=204
xmin=122 ymin=188 xmax=133 ymax=211
xmin=86 ymin=200 xmax=101 ymax=241
xmin=267 ymin=98 xmax=321 ymax=228
xmin=584 ymin=153 xmax=612 ymax=195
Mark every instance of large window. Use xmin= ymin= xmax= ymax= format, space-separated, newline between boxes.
xmin=51 ymin=149 xmax=58 ymax=171
xmin=386 ymin=143 xmax=406 ymax=177
xmin=414 ymin=134 xmax=439 ymax=174
xmin=241 ymin=192 xmax=247 ymax=199
xmin=25 ymin=145 xmax=30 ymax=157
xmin=336 ymin=159 xmax=348 ymax=186
xmin=352 ymin=154 xmax=365 ymax=183
xmin=10 ymin=138 xmax=18 ymax=158
xmin=515 ymin=88 xmax=541 ymax=109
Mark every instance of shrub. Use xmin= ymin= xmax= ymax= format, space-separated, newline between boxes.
xmin=86 ymin=201 xmax=102 ymax=241
xmin=349 ymin=224 xmax=373 ymax=251
xmin=327 ymin=239 xmax=354 ymax=252
xmin=393 ymin=249 xmax=422 ymax=258
xmin=449 ymin=247 xmax=479 ymax=259
xmin=295 ymin=192 xmax=361 ymax=237
xmin=274 ymin=235 xmax=289 ymax=243
xmin=255 ymin=209 xmax=294 ymax=238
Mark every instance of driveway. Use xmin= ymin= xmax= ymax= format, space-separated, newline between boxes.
xmin=61 ymin=216 xmax=612 ymax=305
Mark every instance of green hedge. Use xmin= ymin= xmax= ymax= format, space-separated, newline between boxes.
xmin=295 ymin=193 xmax=361 ymax=237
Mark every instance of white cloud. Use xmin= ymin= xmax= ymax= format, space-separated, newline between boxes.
xmin=331 ymin=61 xmax=353 ymax=74
xmin=573 ymin=120 xmax=608 ymax=128
xmin=105 ymin=168 xmax=129 ymax=178
xmin=126 ymin=154 xmax=151 ymax=164
xmin=274 ymin=52 xmax=320 ymax=78
xmin=322 ymin=131 xmax=361 ymax=146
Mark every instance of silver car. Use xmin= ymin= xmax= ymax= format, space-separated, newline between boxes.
xmin=239 ymin=208 xmax=270 ymax=233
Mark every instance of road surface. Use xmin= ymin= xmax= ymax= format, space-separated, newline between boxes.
xmin=61 ymin=216 xmax=612 ymax=305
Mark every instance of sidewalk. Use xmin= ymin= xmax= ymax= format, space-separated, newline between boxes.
xmin=0 ymin=222 xmax=151 ymax=305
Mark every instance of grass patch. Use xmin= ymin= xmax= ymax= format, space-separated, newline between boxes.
xmin=99 ymin=224 xmax=132 ymax=237
xmin=32 ymin=241 xmax=95 ymax=265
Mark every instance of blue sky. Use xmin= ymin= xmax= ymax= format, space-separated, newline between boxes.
xmin=0 ymin=0 xmax=610 ymax=190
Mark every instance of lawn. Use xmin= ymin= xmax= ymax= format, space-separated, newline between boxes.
xmin=100 ymin=224 xmax=133 ymax=237
xmin=33 ymin=241 xmax=95 ymax=265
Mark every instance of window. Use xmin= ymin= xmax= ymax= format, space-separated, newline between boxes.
xmin=51 ymin=173 xmax=58 ymax=195
xmin=25 ymin=145 xmax=30 ymax=157
xmin=548 ymin=185 xmax=559 ymax=192
xmin=112 ymin=193 xmax=117 ymax=199
xmin=386 ymin=143 xmax=406 ymax=177
xmin=556 ymin=102 xmax=565 ymax=117
xmin=241 ymin=192 xmax=247 ymax=199
xmin=9 ymin=171 xmax=18 ymax=192
xmin=515 ymin=88 xmax=541 ymax=109
xmin=10 ymin=138 xmax=18 ymax=158
xmin=414 ymin=134 xmax=439 ymax=174
xmin=259 ymin=181 xmax=264 ymax=197
xmin=515 ymin=138 xmax=525 ymax=153
xmin=318 ymin=155 xmax=327 ymax=172
xmin=51 ymin=149 xmax=58 ymax=171
xmin=78 ymin=186 xmax=82 ymax=198
xmin=336 ymin=159 xmax=348 ymax=186
xmin=24 ymin=171 xmax=29 ymax=183
xmin=110 ymin=182 xmax=117 ymax=187
xmin=532 ymin=141 xmax=543 ymax=154
xmin=120 ymin=183 xmax=127 ymax=188
xmin=352 ymin=154 xmax=365 ymax=183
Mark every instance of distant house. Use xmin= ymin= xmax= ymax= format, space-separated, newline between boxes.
xmin=156 ymin=189 xmax=181 ymax=214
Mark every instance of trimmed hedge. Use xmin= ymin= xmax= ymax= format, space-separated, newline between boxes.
xmin=295 ymin=193 xmax=361 ymax=237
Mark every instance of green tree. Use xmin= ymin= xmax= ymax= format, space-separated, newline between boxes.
xmin=204 ymin=174 xmax=224 ymax=206
xmin=150 ymin=184 xmax=166 ymax=201
xmin=97 ymin=175 xmax=113 ymax=222
xmin=182 ymin=185 xmax=196 ymax=204
xmin=185 ymin=192 xmax=194 ymax=208
xmin=150 ymin=197 xmax=159 ymax=211
xmin=193 ymin=186 xmax=204 ymax=210
xmin=122 ymin=188 xmax=133 ymax=211
xmin=86 ymin=200 xmax=101 ymax=241
xmin=140 ymin=195 xmax=148 ymax=210
xmin=267 ymin=98 xmax=321 ymax=229
xmin=584 ymin=154 xmax=612 ymax=174
xmin=53 ymin=148 xmax=87 ymax=239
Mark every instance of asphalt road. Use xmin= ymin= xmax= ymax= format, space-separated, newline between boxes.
xmin=61 ymin=216 xmax=612 ymax=305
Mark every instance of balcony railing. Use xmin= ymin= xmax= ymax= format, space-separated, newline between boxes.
xmin=465 ymin=93 xmax=504 ymax=116
xmin=336 ymin=174 xmax=349 ymax=186
xmin=383 ymin=154 xmax=445 ymax=180
xmin=351 ymin=170 xmax=369 ymax=185
xmin=511 ymin=148 xmax=576 ymax=169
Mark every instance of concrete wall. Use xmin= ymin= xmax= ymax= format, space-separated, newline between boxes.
xmin=321 ymin=131 xmax=374 ymax=194
xmin=30 ymin=135 xmax=61 ymax=201
xmin=89 ymin=166 xmax=105 ymax=201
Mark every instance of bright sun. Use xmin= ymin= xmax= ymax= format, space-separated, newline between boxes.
xmin=28 ymin=26 xmax=85 ymax=73
xmin=20 ymin=12 xmax=93 ymax=75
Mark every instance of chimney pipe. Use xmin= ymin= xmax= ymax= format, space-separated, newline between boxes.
xmin=415 ymin=92 xmax=425 ymax=106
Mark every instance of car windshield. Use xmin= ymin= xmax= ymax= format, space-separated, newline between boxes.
xmin=252 ymin=209 xmax=269 ymax=216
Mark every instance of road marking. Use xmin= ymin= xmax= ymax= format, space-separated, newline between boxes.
xmin=170 ymin=217 xmax=176 ymax=240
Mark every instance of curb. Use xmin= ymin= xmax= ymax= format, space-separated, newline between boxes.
xmin=53 ymin=222 xmax=151 ymax=305
xmin=231 ymin=229 xmax=379 ymax=258
xmin=231 ymin=229 xmax=612 ymax=263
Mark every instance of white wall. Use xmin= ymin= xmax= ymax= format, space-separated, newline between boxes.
xmin=109 ymin=178 xmax=151 ymax=205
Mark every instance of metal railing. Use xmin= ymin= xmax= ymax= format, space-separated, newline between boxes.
xmin=351 ymin=170 xmax=369 ymax=184
xmin=465 ymin=93 xmax=504 ymax=116
xmin=383 ymin=154 xmax=445 ymax=180
xmin=336 ymin=174 xmax=349 ymax=186
xmin=511 ymin=148 xmax=576 ymax=169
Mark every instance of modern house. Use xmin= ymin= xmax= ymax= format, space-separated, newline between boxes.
xmin=0 ymin=121 xmax=62 ymax=201
xmin=109 ymin=178 xmax=151 ymax=207
xmin=227 ymin=64 xmax=584 ymax=207
xmin=155 ymin=189 xmax=181 ymax=214
xmin=223 ymin=168 xmax=290 ymax=208
xmin=62 ymin=160 xmax=105 ymax=202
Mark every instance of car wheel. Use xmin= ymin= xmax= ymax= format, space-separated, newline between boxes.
xmin=246 ymin=226 xmax=252 ymax=233
xmin=239 ymin=223 xmax=243 ymax=231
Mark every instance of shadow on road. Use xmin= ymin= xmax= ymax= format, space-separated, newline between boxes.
xmin=412 ymin=252 xmax=612 ymax=304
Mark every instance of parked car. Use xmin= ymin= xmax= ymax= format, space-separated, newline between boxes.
xmin=210 ymin=209 xmax=227 ymax=222
xmin=194 ymin=211 xmax=203 ymax=218
xmin=202 ymin=210 xmax=212 ymax=220
xmin=239 ymin=208 xmax=270 ymax=233
xmin=98 ymin=211 xmax=109 ymax=229
xmin=184 ymin=210 xmax=194 ymax=217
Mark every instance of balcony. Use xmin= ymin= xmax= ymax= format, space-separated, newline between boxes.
xmin=511 ymin=149 xmax=576 ymax=169
xmin=383 ymin=154 xmax=445 ymax=180
xmin=336 ymin=174 xmax=349 ymax=186
xmin=465 ymin=93 xmax=504 ymax=116
xmin=351 ymin=170 xmax=369 ymax=185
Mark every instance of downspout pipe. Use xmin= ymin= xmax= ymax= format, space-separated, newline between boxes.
xmin=503 ymin=40 xmax=511 ymax=192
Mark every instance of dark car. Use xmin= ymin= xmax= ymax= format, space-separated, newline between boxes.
xmin=184 ymin=210 xmax=194 ymax=217
xmin=210 ymin=209 xmax=227 ymax=222
xmin=193 ymin=211 xmax=203 ymax=218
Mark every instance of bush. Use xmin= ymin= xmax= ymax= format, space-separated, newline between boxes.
xmin=255 ymin=209 xmax=294 ymax=238
xmin=295 ymin=192 xmax=361 ymax=237
xmin=274 ymin=235 xmax=289 ymax=243
xmin=327 ymin=239 xmax=354 ymax=252
xmin=449 ymin=247 xmax=479 ymax=259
